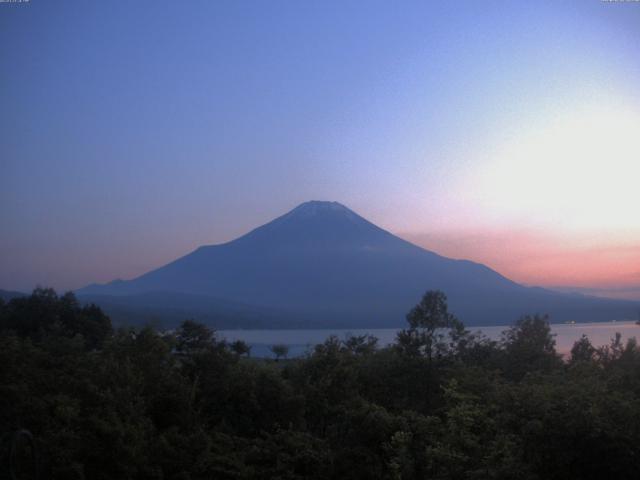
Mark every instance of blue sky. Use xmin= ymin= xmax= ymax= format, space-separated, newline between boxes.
xmin=2 ymin=0 xmax=640 ymax=294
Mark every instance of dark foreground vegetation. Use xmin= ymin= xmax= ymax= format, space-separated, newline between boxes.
xmin=2 ymin=289 xmax=640 ymax=479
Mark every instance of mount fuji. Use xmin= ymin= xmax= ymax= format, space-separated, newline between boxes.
xmin=77 ymin=201 xmax=638 ymax=328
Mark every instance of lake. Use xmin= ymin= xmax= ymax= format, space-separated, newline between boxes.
xmin=219 ymin=321 xmax=640 ymax=358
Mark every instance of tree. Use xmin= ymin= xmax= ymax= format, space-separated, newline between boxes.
xmin=230 ymin=339 xmax=251 ymax=357
xmin=570 ymin=335 xmax=596 ymax=364
xmin=396 ymin=290 xmax=466 ymax=360
xmin=74 ymin=302 xmax=112 ymax=350
xmin=270 ymin=344 xmax=290 ymax=361
xmin=175 ymin=319 xmax=216 ymax=354
xmin=0 ymin=288 xmax=112 ymax=349
xmin=343 ymin=334 xmax=378 ymax=356
xmin=501 ymin=314 xmax=561 ymax=380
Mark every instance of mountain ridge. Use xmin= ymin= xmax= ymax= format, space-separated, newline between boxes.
xmin=77 ymin=201 xmax=638 ymax=328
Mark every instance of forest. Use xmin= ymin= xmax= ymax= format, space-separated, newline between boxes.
xmin=2 ymin=288 xmax=640 ymax=479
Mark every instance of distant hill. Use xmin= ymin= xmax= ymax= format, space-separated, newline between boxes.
xmin=78 ymin=201 xmax=639 ymax=328
xmin=79 ymin=291 xmax=305 ymax=329
xmin=0 ymin=289 xmax=26 ymax=302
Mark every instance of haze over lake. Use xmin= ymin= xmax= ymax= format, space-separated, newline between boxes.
xmin=220 ymin=321 xmax=640 ymax=358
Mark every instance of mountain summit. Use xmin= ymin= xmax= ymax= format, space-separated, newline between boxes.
xmin=78 ymin=201 xmax=638 ymax=328
xmin=282 ymin=200 xmax=373 ymax=227
xmin=287 ymin=200 xmax=355 ymax=216
xmin=232 ymin=200 xmax=392 ymax=249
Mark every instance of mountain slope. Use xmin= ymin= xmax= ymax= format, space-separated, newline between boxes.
xmin=78 ymin=201 xmax=638 ymax=327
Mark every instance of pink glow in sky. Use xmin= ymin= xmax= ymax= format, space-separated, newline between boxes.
xmin=402 ymin=229 xmax=640 ymax=300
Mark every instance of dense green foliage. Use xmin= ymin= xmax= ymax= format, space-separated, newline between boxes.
xmin=2 ymin=289 xmax=640 ymax=479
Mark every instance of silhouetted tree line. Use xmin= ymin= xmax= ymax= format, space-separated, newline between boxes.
xmin=2 ymin=288 xmax=640 ymax=479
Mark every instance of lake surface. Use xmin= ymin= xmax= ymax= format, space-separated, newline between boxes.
xmin=219 ymin=321 xmax=640 ymax=358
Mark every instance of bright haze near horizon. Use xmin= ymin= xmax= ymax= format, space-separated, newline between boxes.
xmin=1 ymin=1 xmax=640 ymax=299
